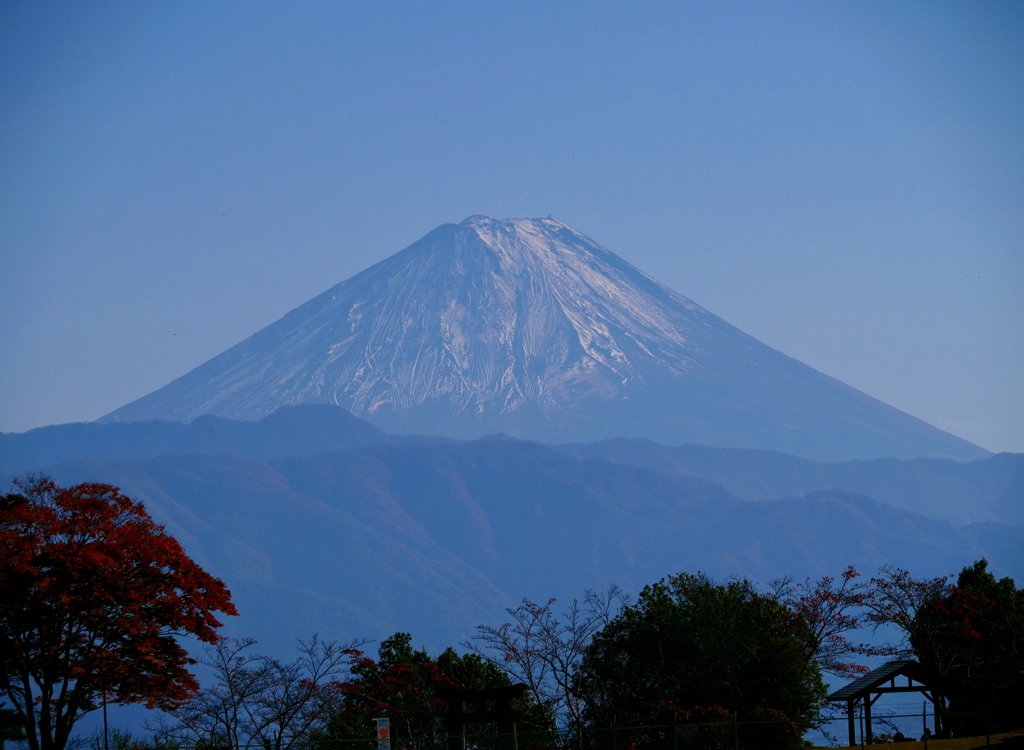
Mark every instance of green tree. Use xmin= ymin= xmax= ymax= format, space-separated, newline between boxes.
xmin=322 ymin=634 xmax=543 ymax=746
xmin=0 ymin=708 xmax=26 ymax=750
xmin=576 ymin=573 xmax=825 ymax=749
xmin=912 ymin=560 xmax=1024 ymax=735
xmin=328 ymin=633 xmax=451 ymax=742
xmin=436 ymin=649 xmax=549 ymax=739
xmin=436 ymin=649 xmax=514 ymax=692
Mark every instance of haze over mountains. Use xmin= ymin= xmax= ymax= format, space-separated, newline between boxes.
xmin=5 ymin=216 xmax=1016 ymax=654
xmin=101 ymin=216 xmax=985 ymax=462
xmin=3 ymin=406 xmax=1020 ymax=654
xmin=3 ymin=406 xmax=1019 ymax=527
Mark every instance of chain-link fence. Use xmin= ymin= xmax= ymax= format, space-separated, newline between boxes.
xmin=126 ymin=712 xmax=1021 ymax=750
xmin=134 ymin=725 xmax=764 ymax=750
xmin=806 ymin=709 xmax=1022 ymax=748
xmin=198 ymin=725 xmax=792 ymax=750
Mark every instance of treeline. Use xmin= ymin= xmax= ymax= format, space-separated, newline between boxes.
xmin=3 ymin=479 xmax=1022 ymax=750
xmin=154 ymin=563 xmax=1024 ymax=750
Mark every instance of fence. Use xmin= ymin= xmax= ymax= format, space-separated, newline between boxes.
xmin=223 ymin=725 xmax=793 ymax=750
xmin=807 ymin=709 xmax=1022 ymax=748
xmin=140 ymin=712 xmax=1022 ymax=750
xmin=294 ymin=719 xmax=805 ymax=750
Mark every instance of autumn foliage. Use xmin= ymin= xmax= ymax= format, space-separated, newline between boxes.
xmin=0 ymin=477 xmax=237 ymax=750
xmin=159 ymin=563 xmax=1019 ymax=750
xmin=911 ymin=560 xmax=1024 ymax=734
xmin=333 ymin=634 xmax=457 ymax=740
xmin=5 ymin=472 xmax=1016 ymax=750
xmin=310 ymin=632 xmax=546 ymax=745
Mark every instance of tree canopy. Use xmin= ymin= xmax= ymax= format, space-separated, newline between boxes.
xmin=911 ymin=560 xmax=1024 ymax=734
xmin=333 ymin=633 xmax=455 ymax=741
xmin=0 ymin=708 xmax=26 ymax=749
xmin=0 ymin=477 xmax=237 ymax=750
xmin=321 ymin=632 xmax=538 ymax=743
xmin=148 ymin=560 xmax=1019 ymax=750
xmin=575 ymin=573 xmax=826 ymax=749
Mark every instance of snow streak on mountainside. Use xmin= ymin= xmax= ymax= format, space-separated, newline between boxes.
xmin=102 ymin=216 xmax=987 ymax=461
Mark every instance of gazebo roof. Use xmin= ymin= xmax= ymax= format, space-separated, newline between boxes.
xmin=828 ymin=660 xmax=945 ymax=702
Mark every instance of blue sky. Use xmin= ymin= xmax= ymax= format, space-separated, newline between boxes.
xmin=2 ymin=1 xmax=1022 ymax=453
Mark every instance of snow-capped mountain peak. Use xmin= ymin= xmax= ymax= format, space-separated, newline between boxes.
xmin=101 ymin=216 xmax=987 ymax=461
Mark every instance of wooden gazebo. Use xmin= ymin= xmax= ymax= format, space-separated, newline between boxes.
xmin=828 ymin=661 xmax=947 ymax=746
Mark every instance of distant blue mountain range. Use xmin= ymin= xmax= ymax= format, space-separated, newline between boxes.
xmin=6 ymin=217 xmax=1012 ymax=655
xmin=4 ymin=405 xmax=1019 ymax=655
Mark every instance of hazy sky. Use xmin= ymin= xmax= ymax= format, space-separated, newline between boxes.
xmin=2 ymin=1 xmax=1022 ymax=453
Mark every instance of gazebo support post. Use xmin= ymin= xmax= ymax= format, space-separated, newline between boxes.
xmin=864 ymin=694 xmax=872 ymax=745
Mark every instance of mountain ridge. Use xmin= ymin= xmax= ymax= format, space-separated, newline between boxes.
xmin=13 ymin=439 xmax=1019 ymax=655
xmin=6 ymin=405 xmax=1016 ymax=525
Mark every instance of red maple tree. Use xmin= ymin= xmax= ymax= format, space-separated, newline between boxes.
xmin=0 ymin=477 xmax=237 ymax=750
xmin=331 ymin=633 xmax=457 ymax=741
xmin=773 ymin=566 xmax=879 ymax=678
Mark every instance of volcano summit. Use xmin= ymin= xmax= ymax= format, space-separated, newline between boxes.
xmin=102 ymin=216 xmax=985 ymax=461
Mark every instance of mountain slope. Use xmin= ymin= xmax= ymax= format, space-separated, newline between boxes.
xmin=19 ymin=440 xmax=1021 ymax=655
xmin=554 ymin=438 xmax=1024 ymax=526
xmin=6 ymin=404 xmax=1017 ymax=525
xmin=101 ymin=216 xmax=985 ymax=461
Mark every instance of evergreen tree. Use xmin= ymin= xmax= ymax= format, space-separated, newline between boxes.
xmin=576 ymin=573 xmax=825 ymax=750
xmin=913 ymin=560 xmax=1024 ymax=735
